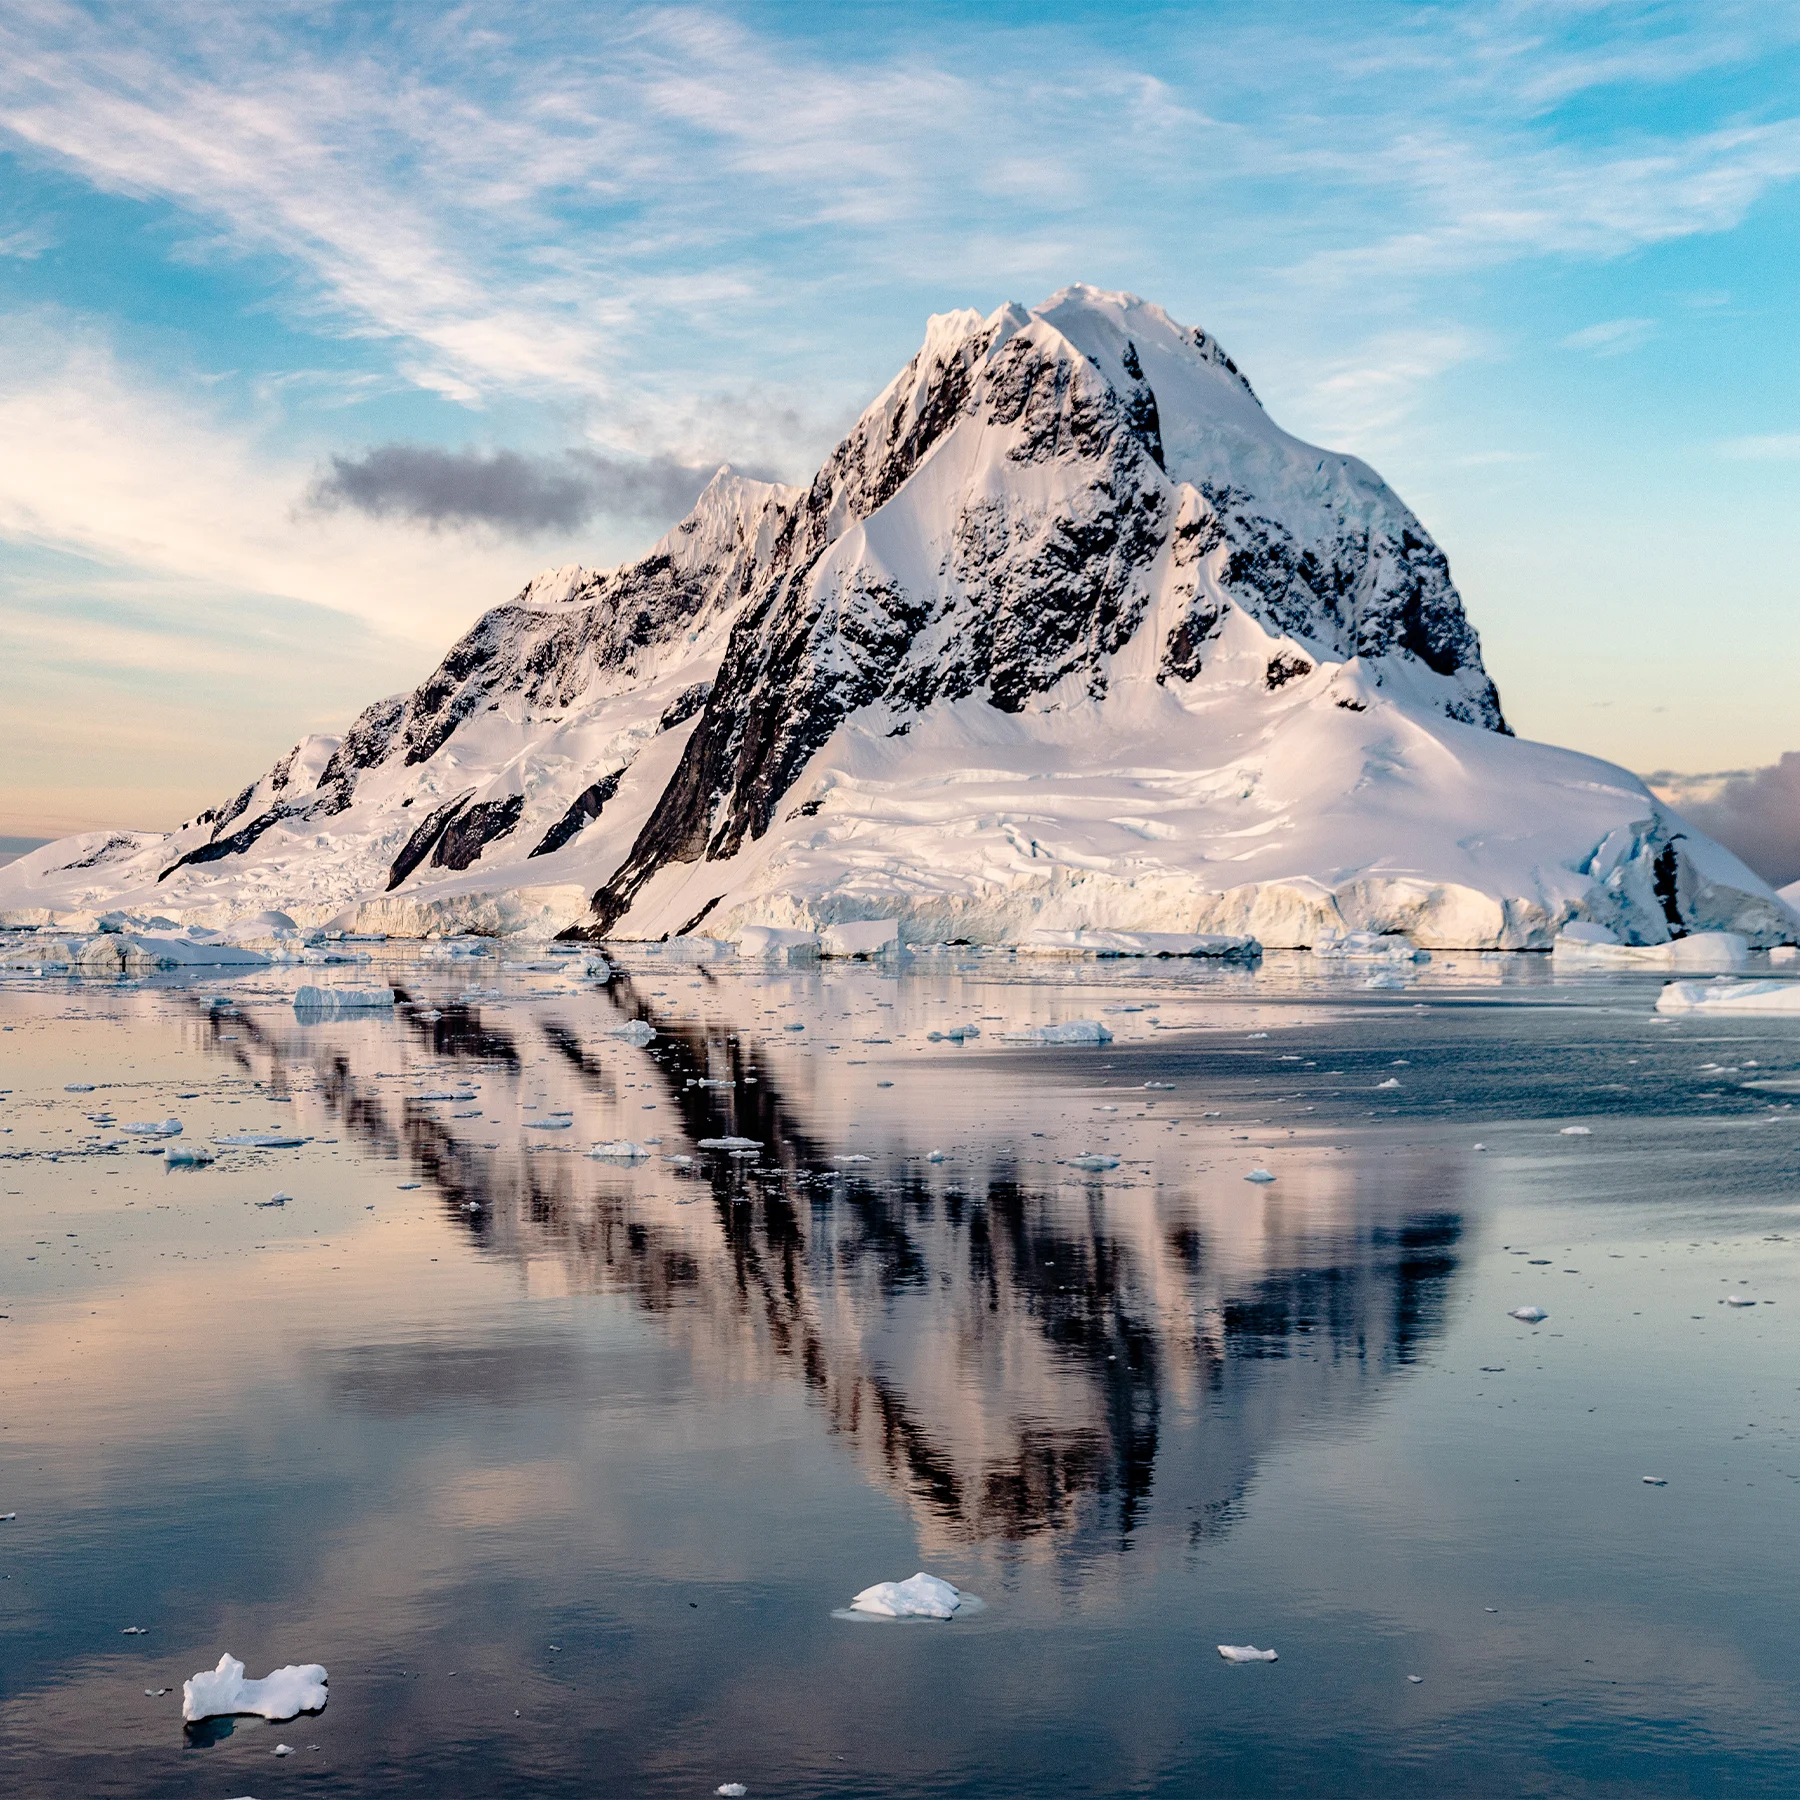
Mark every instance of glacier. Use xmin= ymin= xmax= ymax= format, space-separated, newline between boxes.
xmin=3 ymin=286 xmax=1793 ymax=952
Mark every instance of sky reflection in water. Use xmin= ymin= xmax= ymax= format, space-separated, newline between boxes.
xmin=2 ymin=950 xmax=1798 ymax=1796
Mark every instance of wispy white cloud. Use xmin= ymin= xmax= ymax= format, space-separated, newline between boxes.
xmin=1562 ymin=316 xmax=1658 ymax=353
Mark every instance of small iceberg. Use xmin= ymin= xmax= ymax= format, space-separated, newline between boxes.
xmin=737 ymin=925 xmax=821 ymax=962
xmin=1554 ymin=924 xmax=1747 ymax=972
xmin=164 ymin=1144 xmax=215 ymax=1166
xmin=1657 ymin=979 xmax=1800 ymax=1015
xmin=1069 ymin=1154 xmax=1120 ymax=1171
xmin=216 ymin=1131 xmax=307 ymax=1148
xmin=1509 ymin=1305 xmax=1548 ymax=1323
xmin=525 ymin=1118 xmax=572 ymax=1131
xmin=1244 ymin=1168 xmax=1276 ymax=1184
xmin=293 ymin=985 xmax=395 ymax=1014
xmin=1725 ymin=1294 xmax=1757 ymax=1307
xmin=998 ymin=1019 xmax=1113 ymax=1045
xmin=698 ymin=1136 xmax=761 ymax=1151
xmin=1217 ymin=1644 xmax=1278 ymax=1663
xmin=844 ymin=1572 xmax=969 ymax=1620
xmin=122 ymin=1118 xmax=182 ymax=1136
xmin=181 ymin=1653 xmax=327 ymax=1723
xmin=587 ymin=1140 xmax=651 ymax=1160
xmin=821 ymin=919 xmax=899 ymax=959
xmin=1314 ymin=930 xmax=1428 ymax=963
xmin=609 ymin=1019 xmax=656 ymax=1046
xmin=1018 ymin=928 xmax=1259 ymax=960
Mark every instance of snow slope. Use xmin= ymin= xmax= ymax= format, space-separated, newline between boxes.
xmin=3 ymin=287 xmax=1790 ymax=949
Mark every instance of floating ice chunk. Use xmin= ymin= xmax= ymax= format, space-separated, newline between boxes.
xmin=1555 ymin=929 xmax=1747 ymax=972
xmin=525 ymin=1119 xmax=572 ymax=1131
xmin=849 ymin=1572 xmax=964 ymax=1619
xmin=927 ymin=1150 xmax=946 ymax=1162
xmin=587 ymin=1140 xmax=650 ymax=1160
xmin=1244 ymin=1168 xmax=1276 ymax=1184
xmin=1725 ymin=1294 xmax=1756 ymax=1307
xmin=1315 ymin=930 xmax=1427 ymax=963
xmin=1643 ymin=1476 xmax=1667 ymax=1485
xmin=926 ymin=1024 xmax=981 ymax=1042
xmin=121 ymin=1624 xmax=148 ymax=1634
xmin=717 ymin=1786 xmax=748 ymax=1797
xmin=1560 ymin=1126 xmax=1592 ymax=1136
xmin=1364 ymin=970 xmax=1407 ymax=990
xmin=1657 ymin=979 xmax=1800 ymax=1015
xmin=1144 ymin=1081 xmax=1175 ymax=1090
xmin=164 ymin=1144 xmax=215 ymax=1165
xmin=821 ymin=918 xmax=900 ymax=959
xmin=1217 ymin=1644 xmax=1278 ymax=1663
xmin=181 ymin=1653 xmax=327 ymax=1723
xmin=737 ymin=926 xmax=821 ymax=962
xmin=1509 ymin=1306 xmax=1549 ymax=1323
xmin=836 ymin=1153 xmax=873 ymax=1164
xmin=1375 ymin=1078 xmax=1400 ymax=1090
xmin=998 ymin=1019 xmax=1113 ymax=1045
xmin=1069 ymin=1154 xmax=1120 ymax=1171
xmin=64 ymin=1083 xmax=95 ymax=1092
xmin=217 ymin=1131 xmax=306 ymax=1148
xmin=1018 ymin=928 xmax=1260 ymax=960
xmin=608 ymin=1019 xmax=656 ymax=1046
xmin=122 ymin=1118 xmax=182 ymax=1136
xmin=698 ymin=1136 xmax=760 ymax=1151
xmin=274 ymin=1743 xmax=294 ymax=1756
xmin=416 ymin=1091 xmax=478 ymax=1102
xmin=293 ymin=985 xmax=395 ymax=1014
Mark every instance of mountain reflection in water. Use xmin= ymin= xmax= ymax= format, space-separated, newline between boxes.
xmin=214 ymin=971 xmax=1465 ymax=1558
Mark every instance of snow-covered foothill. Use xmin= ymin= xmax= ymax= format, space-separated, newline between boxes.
xmin=848 ymin=1572 xmax=966 ymax=1619
xmin=1019 ymin=928 xmax=1259 ymax=959
xmin=1553 ymin=924 xmax=1747 ymax=971
xmin=4 ymin=288 xmax=1790 ymax=954
xmin=1656 ymin=980 xmax=1800 ymax=1015
xmin=292 ymin=985 xmax=395 ymax=1013
xmin=998 ymin=1019 xmax=1114 ymax=1044
xmin=181 ymin=1653 xmax=328 ymax=1722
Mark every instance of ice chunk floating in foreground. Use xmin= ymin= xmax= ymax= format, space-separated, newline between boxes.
xmin=848 ymin=1572 xmax=967 ymax=1619
xmin=1218 ymin=1644 xmax=1279 ymax=1663
xmin=1510 ymin=1306 xmax=1549 ymax=1323
xmin=292 ymin=985 xmax=394 ymax=1014
xmin=182 ymin=1653 xmax=327 ymax=1722
xmin=998 ymin=1020 xmax=1113 ymax=1045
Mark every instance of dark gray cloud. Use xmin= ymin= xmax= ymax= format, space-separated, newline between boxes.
xmin=305 ymin=443 xmax=750 ymax=536
xmin=1654 ymin=753 xmax=1800 ymax=889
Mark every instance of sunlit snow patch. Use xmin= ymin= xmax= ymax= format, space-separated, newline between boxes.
xmin=181 ymin=1653 xmax=327 ymax=1723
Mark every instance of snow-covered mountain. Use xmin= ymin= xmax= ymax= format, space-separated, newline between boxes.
xmin=4 ymin=286 xmax=1792 ymax=949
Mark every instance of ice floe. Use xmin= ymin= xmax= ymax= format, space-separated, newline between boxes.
xmin=164 ymin=1144 xmax=215 ymax=1165
xmin=1018 ymin=928 xmax=1259 ymax=960
xmin=181 ymin=1653 xmax=327 ymax=1723
xmin=1069 ymin=1154 xmax=1120 ymax=1171
xmin=1314 ymin=931 xmax=1428 ymax=963
xmin=216 ymin=1131 xmax=307 ymax=1148
xmin=587 ymin=1140 xmax=651 ymax=1160
xmin=1554 ymin=925 xmax=1747 ymax=971
xmin=1244 ymin=1168 xmax=1276 ymax=1184
xmin=698 ymin=1136 xmax=760 ymax=1151
xmin=998 ymin=1019 xmax=1113 ymax=1045
xmin=1509 ymin=1306 xmax=1548 ymax=1323
xmin=122 ymin=1118 xmax=183 ymax=1136
xmin=846 ymin=1572 xmax=967 ymax=1619
xmin=1217 ymin=1644 xmax=1278 ymax=1663
xmin=608 ymin=1019 xmax=656 ymax=1045
xmin=1657 ymin=979 xmax=1800 ymax=1015
xmin=737 ymin=926 xmax=820 ymax=962
xmin=292 ymin=985 xmax=395 ymax=1013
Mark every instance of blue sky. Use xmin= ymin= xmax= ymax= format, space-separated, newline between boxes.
xmin=1 ymin=0 xmax=1797 ymax=838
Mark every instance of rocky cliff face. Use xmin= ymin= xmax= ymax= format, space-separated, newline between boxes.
xmin=2 ymin=287 xmax=1790 ymax=948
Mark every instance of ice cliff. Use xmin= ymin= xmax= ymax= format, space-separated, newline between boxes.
xmin=4 ymin=286 xmax=1791 ymax=949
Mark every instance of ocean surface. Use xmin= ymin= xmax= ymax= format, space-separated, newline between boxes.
xmin=3 ymin=945 xmax=1798 ymax=1798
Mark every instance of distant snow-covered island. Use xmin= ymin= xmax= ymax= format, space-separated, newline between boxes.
xmin=4 ymin=286 xmax=1794 ymax=952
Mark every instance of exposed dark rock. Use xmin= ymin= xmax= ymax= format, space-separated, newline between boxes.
xmin=432 ymin=794 xmax=525 ymax=872
xmin=528 ymin=769 xmax=626 ymax=859
xmin=387 ymin=791 xmax=473 ymax=891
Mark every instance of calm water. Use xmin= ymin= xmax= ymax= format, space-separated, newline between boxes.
xmin=2 ymin=947 xmax=1798 ymax=1798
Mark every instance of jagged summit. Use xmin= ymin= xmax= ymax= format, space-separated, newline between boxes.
xmin=2 ymin=288 xmax=1790 ymax=949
